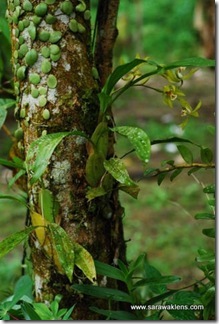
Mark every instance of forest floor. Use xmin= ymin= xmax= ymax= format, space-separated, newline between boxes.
xmin=0 ymin=68 xmax=215 ymax=298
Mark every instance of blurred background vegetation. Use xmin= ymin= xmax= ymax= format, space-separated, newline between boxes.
xmin=0 ymin=0 xmax=215 ymax=300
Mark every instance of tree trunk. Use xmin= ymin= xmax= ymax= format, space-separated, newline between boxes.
xmin=194 ymin=0 xmax=215 ymax=59
xmin=7 ymin=0 xmax=125 ymax=319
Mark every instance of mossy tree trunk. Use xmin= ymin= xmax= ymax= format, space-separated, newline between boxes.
xmin=7 ymin=0 xmax=126 ymax=319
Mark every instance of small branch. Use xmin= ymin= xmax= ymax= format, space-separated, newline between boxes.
xmin=160 ymin=163 xmax=215 ymax=171
xmin=146 ymin=163 xmax=215 ymax=178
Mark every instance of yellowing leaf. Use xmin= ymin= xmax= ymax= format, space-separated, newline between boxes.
xmin=73 ymin=242 xmax=96 ymax=283
xmin=30 ymin=211 xmax=48 ymax=245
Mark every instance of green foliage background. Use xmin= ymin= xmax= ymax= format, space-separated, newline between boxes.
xmin=115 ymin=0 xmax=198 ymax=62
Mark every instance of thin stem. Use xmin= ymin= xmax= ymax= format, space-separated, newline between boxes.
xmin=162 ymin=163 xmax=215 ymax=170
xmin=110 ymin=66 xmax=162 ymax=106
xmin=147 ymin=163 xmax=215 ymax=177
xmin=2 ymin=124 xmax=15 ymax=141
xmin=168 ymin=200 xmax=192 ymax=218
xmin=174 ymin=276 xmax=208 ymax=292
xmin=134 ymin=83 xmax=163 ymax=94
xmin=120 ymin=149 xmax=135 ymax=159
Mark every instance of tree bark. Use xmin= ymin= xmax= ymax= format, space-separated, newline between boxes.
xmin=7 ymin=0 xmax=125 ymax=319
xmin=94 ymin=0 xmax=120 ymax=86
xmin=194 ymin=0 xmax=215 ymax=59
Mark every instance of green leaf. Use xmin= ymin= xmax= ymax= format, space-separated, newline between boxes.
xmin=47 ymin=223 xmax=75 ymax=281
xmin=113 ymin=126 xmax=151 ymax=163
xmin=50 ymin=299 xmax=59 ymax=317
xmin=203 ymin=185 xmax=215 ymax=194
xmin=0 ymin=98 xmax=14 ymax=126
xmin=61 ymin=305 xmax=75 ymax=320
xmin=118 ymin=184 xmax=140 ymax=199
xmin=21 ymin=302 xmax=41 ymax=320
xmin=195 ymin=213 xmax=215 ymax=220
xmin=187 ymin=166 xmax=200 ymax=175
xmin=94 ymin=260 xmax=125 ymax=282
xmin=1 ymin=275 xmax=33 ymax=316
xmin=145 ymin=312 xmax=161 ymax=320
xmin=200 ymin=147 xmax=213 ymax=163
xmin=0 ymin=98 xmax=15 ymax=110
xmin=0 ymin=157 xmax=24 ymax=169
xmin=0 ymin=107 xmax=7 ymax=129
xmin=86 ymin=187 xmax=106 ymax=201
xmin=202 ymin=286 xmax=215 ymax=305
xmin=8 ymin=169 xmax=26 ymax=188
xmin=143 ymin=256 xmax=167 ymax=294
xmin=90 ymin=307 xmax=138 ymax=320
xmin=177 ymin=145 xmax=193 ymax=164
xmin=166 ymin=291 xmax=201 ymax=320
xmin=157 ymin=172 xmax=166 ymax=185
xmin=164 ymin=57 xmax=215 ymax=69
xmin=127 ymin=253 xmax=145 ymax=279
xmin=208 ymin=199 xmax=215 ymax=207
xmin=73 ymin=242 xmax=96 ymax=283
xmin=196 ymin=251 xmax=215 ymax=263
xmin=0 ymin=193 xmax=27 ymax=207
xmin=170 ymin=168 xmax=183 ymax=181
xmin=144 ymin=168 xmax=158 ymax=177
xmin=202 ymin=228 xmax=215 ymax=238
xmin=0 ymin=16 xmax=11 ymax=40
xmin=39 ymin=189 xmax=58 ymax=223
xmin=26 ymin=132 xmax=69 ymax=183
xmin=161 ymin=159 xmax=175 ymax=167
xmin=0 ymin=227 xmax=35 ymax=259
xmin=169 ymin=291 xmax=200 ymax=305
xmin=26 ymin=131 xmax=87 ymax=184
xmin=197 ymin=248 xmax=210 ymax=256
xmin=166 ymin=305 xmax=196 ymax=320
xmin=104 ymin=158 xmax=136 ymax=186
xmin=14 ymin=275 xmax=33 ymax=302
xmin=33 ymin=303 xmax=53 ymax=320
xmin=145 ymin=290 xmax=177 ymax=306
xmin=117 ymin=259 xmax=129 ymax=276
xmin=98 ymin=92 xmax=112 ymax=114
xmin=207 ymin=125 xmax=215 ymax=135
xmin=133 ymin=275 xmax=181 ymax=288
xmin=103 ymin=58 xmax=145 ymax=95
xmin=72 ymin=284 xmax=132 ymax=303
